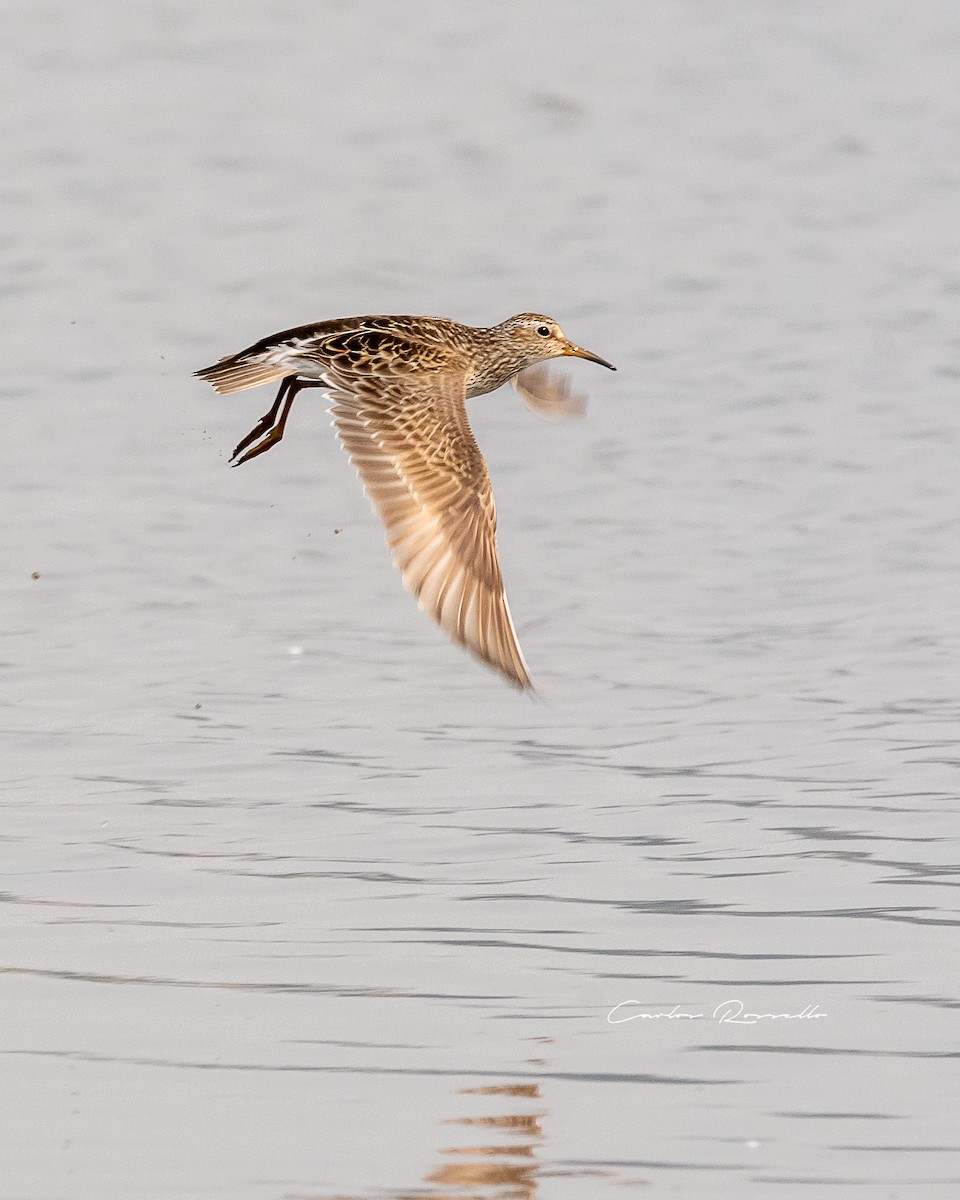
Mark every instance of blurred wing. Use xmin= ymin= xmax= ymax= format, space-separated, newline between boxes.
xmin=329 ymin=368 xmax=533 ymax=691
xmin=513 ymin=364 xmax=587 ymax=421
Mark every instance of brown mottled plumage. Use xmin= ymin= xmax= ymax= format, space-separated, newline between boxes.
xmin=196 ymin=313 xmax=615 ymax=690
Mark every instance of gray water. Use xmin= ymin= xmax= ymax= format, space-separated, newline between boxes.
xmin=3 ymin=2 xmax=960 ymax=1196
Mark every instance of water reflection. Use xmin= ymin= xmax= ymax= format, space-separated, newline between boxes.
xmin=421 ymin=1083 xmax=544 ymax=1200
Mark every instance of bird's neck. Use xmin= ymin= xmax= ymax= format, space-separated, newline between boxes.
xmin=465 ymin=325 xmax=528 ymax=397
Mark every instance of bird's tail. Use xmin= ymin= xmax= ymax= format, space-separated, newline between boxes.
xmin=195 ymin=353 xmax=291 ymax=395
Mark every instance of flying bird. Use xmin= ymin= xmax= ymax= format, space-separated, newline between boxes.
xmin=196 ymin=312 xmax=615 ymax=690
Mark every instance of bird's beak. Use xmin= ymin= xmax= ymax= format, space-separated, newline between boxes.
xmin=562 ymin=340 xmax=616 ymax=371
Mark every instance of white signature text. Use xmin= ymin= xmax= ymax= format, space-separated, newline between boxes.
xmin=607 ymin=999 xmax=827 ymax=1025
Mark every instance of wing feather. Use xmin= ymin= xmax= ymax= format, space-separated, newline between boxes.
xmin=512 ymin=364 xmax=587 ymax=421
xmin=328 ymin=370 xmax=533 ymax=690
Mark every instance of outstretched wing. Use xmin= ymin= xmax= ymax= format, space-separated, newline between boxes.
xmin=328 ymin=367 xmax=533 ymax=691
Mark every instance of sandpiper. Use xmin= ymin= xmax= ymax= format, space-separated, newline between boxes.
xmin=196 ymin=313 xmax=615 ymax=690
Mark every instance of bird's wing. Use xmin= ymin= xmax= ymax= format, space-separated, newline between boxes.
xmin=328 ymin=366 xmax=533 ymax=691
xmin=512 ymin=364 xmax=587 ymax=421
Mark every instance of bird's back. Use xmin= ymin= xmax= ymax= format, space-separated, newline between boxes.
xmin=196 ymin=315 xmax=478 ymax=394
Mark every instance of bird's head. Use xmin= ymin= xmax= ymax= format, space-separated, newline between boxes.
xmin=499 ymin=313 xmax=616 ymax=372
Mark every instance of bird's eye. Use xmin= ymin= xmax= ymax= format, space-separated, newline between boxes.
xmin=536 ymin=325 xmax=551 ymax=337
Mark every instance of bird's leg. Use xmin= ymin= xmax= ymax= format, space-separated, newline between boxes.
xmin=229 ymin=377 xmax=294 ymax=464
xmin=229 ymin=379 xmax=326 ymax=467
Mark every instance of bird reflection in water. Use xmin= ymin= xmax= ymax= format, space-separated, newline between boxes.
xmin=420 ymin=1083 xmax=544 ymax=1200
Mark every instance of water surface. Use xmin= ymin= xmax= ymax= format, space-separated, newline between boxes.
xmin=2 ymin=2 xmax=960 ymax=1196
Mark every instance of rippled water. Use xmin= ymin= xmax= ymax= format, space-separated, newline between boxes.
xmin=3 ymin=2 xmax=960 ymax=1196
